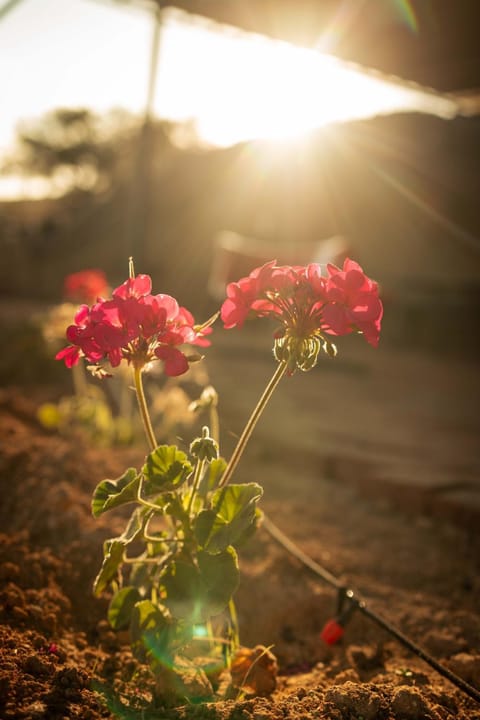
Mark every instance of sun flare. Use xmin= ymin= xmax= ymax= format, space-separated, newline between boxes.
xmin=0 ymin=0 xmax=458 ymax=199
xmin=157 ymin=9 xmax=455 ymax=148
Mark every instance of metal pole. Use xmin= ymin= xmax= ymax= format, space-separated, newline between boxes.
xmin=124 ymin=1 xmax=162 ymax=268
xmin=146 ymin=2 xmax=162 ymax=120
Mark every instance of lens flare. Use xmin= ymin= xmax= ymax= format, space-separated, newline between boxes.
xmin=392 ymin=0 xmax=419 ymax=33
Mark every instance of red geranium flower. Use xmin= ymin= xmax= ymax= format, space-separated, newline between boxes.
xmin=322 ymin=259 xmax=383 ymax=347
xmin=63 ymin=269 xmax=109 ymax=304
xmin=56 ymin=273 xmax=210 ymax=377
xmin=220 ymin=258 xmax=382 ymax=372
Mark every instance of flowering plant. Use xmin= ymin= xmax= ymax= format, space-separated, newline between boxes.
xmin=38 ymin=269 xmax=120 ymax=443
xmin=41 ymin=267 xmax=205 ymax=445
xmin=57 ymin=256 xmax=382 ymax=704
xmin=63 ymin=269 xmax=110 ymax=304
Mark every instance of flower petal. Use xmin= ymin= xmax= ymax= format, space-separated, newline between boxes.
xmin=55 ymin=345 xmax=80 ymax=368
xmin=155 ymin=346 xmax=189 ymax=376
xmin=322 ymin=303 xmax=352 ymax=336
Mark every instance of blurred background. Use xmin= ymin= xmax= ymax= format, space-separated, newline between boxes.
xmin=0 ymin=0 xmax=479 ymax=351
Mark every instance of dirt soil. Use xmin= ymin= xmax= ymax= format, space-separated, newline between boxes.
xmin=1 ymin=327 xmax=480 ymax=720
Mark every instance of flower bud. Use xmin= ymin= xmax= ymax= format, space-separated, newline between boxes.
xmin=322 ymin=339 xmax=337 ymax=358
xmin=189 ymin=385 xmax=218 ymax=413
xmin=189 ymin=426 xmax=219 ymax=462
xmin=273 ymin=334 xmax=322 ymax=373
xmin=297 ymin=336 xmax=321 ymax=371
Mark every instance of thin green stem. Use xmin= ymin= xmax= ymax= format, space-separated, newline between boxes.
xmin=136 ymin=478 xmax=161 ymax=512
xmin=228 ymin=597 xmax=240 ymax=652
xmin=187 ymin=458 xmax=205 ymax=516
xmin=144 ymin=533 xmax=182 ymax=545
xmin=209 ymin=402 xmax=220 ymax=446
xmin=205 ymin=618 xmax=215 ymax=652
xmin=219 ymin=360 xmax=288 ymax=489
xmin=143 ymin=514 xmax=166 ymax=544
xmin=72 ymin=362 xmax=88 ymax=397
xmin=119 ymin=368 xmax=134 ymax=421
xmin=143 ymin=530 xmax=163 ymax=543
xmin=123 ymin=553 xmax=173 ymax=565
xmin=133 ymin=365 xmax=157 ymax=451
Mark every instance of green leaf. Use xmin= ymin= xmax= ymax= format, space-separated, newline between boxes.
xmin=129 ymin=562 xmax=153 ymax=595
xmin=146 ymin=540 xmax=169 ymax=558
xmin=92 ymin=508 xmax=148 ymax=596
xmin=234 ymin=506 xmax=264 ymax=548
xmin=91 ymin=468 xmax=140 ymax=518
xmin=108 ymin=586 xmax=141 ymax=630
xmin=194 ymin=483 xmax=263 ymax=553
xmin=198 ymin=546 xmax=239 ymax=617
xmin=194 ymin=509 xmax=217 ymax=548
xmin=118 ymin=506 xmax=148 ymax=544
xmin=93 ymin=540 xmax=125 ymax=596
xmin=163 ymin=550 xmax=239 ymax=623
xmin=198 ymin=457 xmax=227 ymax=496
xmin=162 ymin=560 xmax=203 ymax=622
xmin=142 ymin=445 xmax=193 ymax=495
xmin=130 ymin=599 xmax=171 ymax=663
xmin=164 ymin=492 xmax=190 ymax=526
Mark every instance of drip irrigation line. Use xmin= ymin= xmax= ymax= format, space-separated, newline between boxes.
xmin=262 ymin=514 xmax=480 ymax=706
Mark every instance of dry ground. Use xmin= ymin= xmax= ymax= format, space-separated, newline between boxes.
xmin=0 ymin=321 xmax=479 ymax=719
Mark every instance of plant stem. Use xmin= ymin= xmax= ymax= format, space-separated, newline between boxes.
xmin=209 ymin=402 xmax=220 ymax=446
xmin=136 ymin=478 xmax=161 ymax=511
xmin=133 ymin=365 xmax=157 ymax=452
xmin=72 ymin=362 xmax=88 ymax=397
xmin=228 ymin=597 xmax=240 ymax=652
xmin=119 ymin=366 xmax=133 ymax=421
xmin=187 ymin=458 xmax=205 ymax=516
xmin=219 ymin=360 xmax=288 ymax=488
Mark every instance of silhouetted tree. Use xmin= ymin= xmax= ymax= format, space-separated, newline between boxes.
xmin=4 ymin=108 xmax=139 ymax=193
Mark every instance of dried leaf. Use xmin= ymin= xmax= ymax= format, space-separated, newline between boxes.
xmin=230 ymin=645 xmax=278 ymax=696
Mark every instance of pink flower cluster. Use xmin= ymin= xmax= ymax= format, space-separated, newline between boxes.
xmin=56 ymin=274 xmax=210 ymax=376
xmin=63 ymin=269 xmax=109 ymax=304
xmin=221 ymin=258 xmax=383 ymax=349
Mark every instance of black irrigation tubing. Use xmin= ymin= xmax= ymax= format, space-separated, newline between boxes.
xmin=261 ymin=514 xmax=480 ymax=706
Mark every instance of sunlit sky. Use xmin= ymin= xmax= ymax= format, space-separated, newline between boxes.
xmin=0 ymin=0 xmax=153 ymax=155
xmin=0 ymin=0 xmax=458 ymax=196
